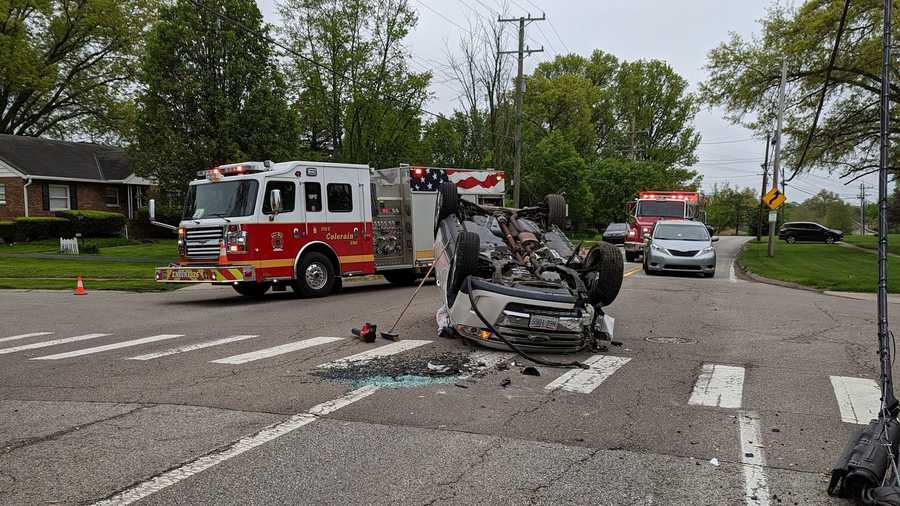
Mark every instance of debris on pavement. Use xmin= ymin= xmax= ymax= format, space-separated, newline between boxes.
xmin=427 ymin=362 xmax=451 ymax=373
xmin=501 ymin=377 xmax=511 ymax=388
xmin=709 ymin=458 xmax=720 ymax=466
xmin=521 ymin=366 xmax=541 ymax=376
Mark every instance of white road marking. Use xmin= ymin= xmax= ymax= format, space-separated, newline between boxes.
xmin=0 ymin=332 xmax=53 ymax=344
xmin=830 ymin=376 xmax=881 ymax=424
xmin=92 ymin=385 xmax=379 ymax=506
xmin=126 ymin=335 xmax=258 ymax=361
xmin=688 ymin=364 xmax=745 ymax=409
xmin=739 ymin=411 xmax=770 ymax=505
xmin=544 ymin=354 xmax=632 ymax=394
xmin=0 ymin=333 xmax=110 ymax=355
xmin=729 ymin=260 xmax=739 ymax=283
xmin=210 ymin=336 xmax=343 ymax=365
xmin=318 ymin=340 xmax=433 ymax=368
xmin=31 ymin=335 xmax=184 ymax=360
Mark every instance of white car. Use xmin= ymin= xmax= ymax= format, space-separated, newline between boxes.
xmin=433 ymin=183 xmax=622 ymax=353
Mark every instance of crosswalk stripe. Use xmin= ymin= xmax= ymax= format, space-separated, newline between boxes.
xmin=0 ymin=333 xmax=111 ymax=355
xmin=830 ymin=376 xmax=881 ymax=424
xmin=544 ymin=354 xmax=632 ymax=394
xmin=92 ymin=385 xmax=379 ymax=505
xmin=31 ymin=334 xmax=184 ymax=360
xmin=318 ymin=340 xmax=432 ymax=369
xmin=739 ymin=411 xmax=770 ymax=505
xmin=210 ymin=336 xmax=343 ymax=365
xmin=126 ymin=335 xmax=259 ymax=361
xmin=688 ymin=364 xmax=745 ymax=408
xmin=0 ymin=332 xmax=53 ymax=344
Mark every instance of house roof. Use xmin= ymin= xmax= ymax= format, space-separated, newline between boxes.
xmin=0 ymin=134 xmax=138 ymax=182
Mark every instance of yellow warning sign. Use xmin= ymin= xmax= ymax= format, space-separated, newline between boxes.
xmin=762 ymin=188 xmax=786 ymax=210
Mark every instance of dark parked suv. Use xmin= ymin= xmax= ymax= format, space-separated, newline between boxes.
xmin=602 ymin=223 xmax=628 ymax=245
xmin=778 ymin=222 xmax=844 ymax=244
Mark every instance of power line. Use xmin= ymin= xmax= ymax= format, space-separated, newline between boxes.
xmin=698 ymin=137 xmax=757 ymax=145
xmin=521 ymin=0 xmax=570 ymax=53
xmin=785 ymin=0 xmax=852 ymax=183
xmin=414 ymin=0 xmax=471 ymax=34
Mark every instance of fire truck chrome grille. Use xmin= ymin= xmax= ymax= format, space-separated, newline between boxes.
xmin=185 ymin=227 xmax=224 ymax=259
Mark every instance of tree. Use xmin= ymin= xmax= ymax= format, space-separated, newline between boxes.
xmin=787 ymin=189 xmax=856 ymax=232
xmin=702 ymin=1 xmax=900 ymax=182
xmin=131 ymin=0 xmax=300 ymax=207
xmin=704 ymin=185 xmax=760 ymax=234
xmin=0 ymin=0 xmax=156 ymax=140
xmin=279 ymin=0 xmax=429 ymax=167
xmin=521 ymin=131 xmax=593 ymax=224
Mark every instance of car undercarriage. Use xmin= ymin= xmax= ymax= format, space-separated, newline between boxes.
xmin=433 ymin=183 xmax=624 ymax=354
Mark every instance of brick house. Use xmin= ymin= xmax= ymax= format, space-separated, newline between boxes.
xmin=0 ymin=134 xmax=153 ymax=221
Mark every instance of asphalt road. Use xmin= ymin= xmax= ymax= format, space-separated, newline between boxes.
xmin=0 ymin=236 xmax=888 ymax=505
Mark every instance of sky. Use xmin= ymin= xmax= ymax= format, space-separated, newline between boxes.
xmin=256 ymin=0 xmax=877 ymax=204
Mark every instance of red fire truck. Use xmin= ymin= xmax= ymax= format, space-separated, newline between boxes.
xmin=151 ymin=161 xmax=504 ymax=297
xmin=623 ymin=191 xmax=705 ymax=262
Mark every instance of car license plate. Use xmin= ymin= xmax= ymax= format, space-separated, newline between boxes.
xmin=529 ymin=315 xmax=558 ymax=331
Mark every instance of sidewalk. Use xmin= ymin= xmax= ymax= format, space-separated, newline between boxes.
xmin=824 ymin=291 xmax=900 ymax=304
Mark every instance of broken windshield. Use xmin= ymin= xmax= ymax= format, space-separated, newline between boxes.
xmin=183 ymin=180 xmax=258 ymax=219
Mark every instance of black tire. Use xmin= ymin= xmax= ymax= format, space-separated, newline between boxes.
xmin=448 ymin=231 xmax=480 ymax=304
xmin=582 ymin=242 xmax=624 ymax=306
xmin=703 ymin=271 xmax=715 ymax=278
xmin=643 ymin=258 xmax=651 ymax=275
xmin=294 ymin=252 xmax=336 ymax=297
xmin=825 ymin=235 xmax=835 ymax=244
xmin=384 ymin=269 xmax=418 ymax=286
xmin=233 ymin=282 xmax=270 ymax=298
xmin=545 ymin=194 xmax=567 ymax=228
xmin=785 ymin=235 xmax=797 ymax=244
xmin=435 ymin=182 xmax=459 ymax=230
xmin=625 ymin=251 xmax=639 ymax=263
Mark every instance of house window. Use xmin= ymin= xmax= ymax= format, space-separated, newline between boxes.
xmin=0 ymin=183 xmax=5 ymax=205
xmin=105 ymin=187 xmax=120 ymax=207
xmin=48 ymin=184 xmax=70 ymax=211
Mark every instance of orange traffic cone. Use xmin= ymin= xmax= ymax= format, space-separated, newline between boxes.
xmin=74 ymin=276 xmax=87 ymax=295
xmin=218 ymin=240 xmax=228 ymax=265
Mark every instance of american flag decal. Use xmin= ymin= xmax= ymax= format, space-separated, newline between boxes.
xmin=410 ymin=168 xmax=505 ymax=194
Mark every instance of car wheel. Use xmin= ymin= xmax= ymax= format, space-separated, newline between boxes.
xmin=642 ymin=258 xmax=652 ymax=275
xmin=384 ymin=269 xmax=418 ymax=286
xmin=625 ymin=251 xmax=638 ymax=263
xmin=582 ymin=242 xmax=624 ymax=306
xmin=545 ymin=194 xmax=567 ymax=228
xmin=825 ymin=236 xmax=835 ymax=244
xmin=294 ymin=252 xmax=336 ymax=298
xmin=435 ymin=182 xmax=459 ymax=231
xmin=233 ymin=282 xmax=270 ymax=298
xmin=448 ymin=231 xmax=480 ymax=305
xmin=785 ymin=235 xmax=797 ymax=244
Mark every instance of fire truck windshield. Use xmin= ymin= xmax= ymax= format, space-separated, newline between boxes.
xmin=183 ymin=180 xmax=259 ymax=220
xmin=637 ymin=200 xmax=685 ymax=218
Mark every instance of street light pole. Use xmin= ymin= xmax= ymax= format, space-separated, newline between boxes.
xmin=757 ymin=131 xmax=771 ymax=242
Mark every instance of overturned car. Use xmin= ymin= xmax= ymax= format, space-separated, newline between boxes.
xmin=433 ymin=182 xmax=624 ymax=353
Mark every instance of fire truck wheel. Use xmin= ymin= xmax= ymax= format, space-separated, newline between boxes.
xmin=233 ymin=282 xmax=271 ymax=298
xmin=294 ymin=252 xmax=336 ymax=297
xmin=384 ymin=269 xmax=418 ymax=286
xmin=435 ymin=182 xmax=459 ymax=230
xmin=582 ymin=242 xmax=624 ymax=306
xmin=545 ymin=194 xmax=567 ymax=228
xmin=448 ymin=231 xmax=480 ymax=305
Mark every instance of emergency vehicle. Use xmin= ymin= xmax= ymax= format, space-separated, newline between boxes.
xmin=152 ymin=161 xmax=504 ymax=297
xmin=623 ymin=191 xmax=705 ymax=262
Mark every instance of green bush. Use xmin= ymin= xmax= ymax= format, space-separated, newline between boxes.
xmin=14 ymin=217 xmax=72 ymax=241
xmin=80 ymin=243 xmax=100 ymax=254
xmin=132 ymin=206 xmax=181 ymax=239
xmin=0 ymin=221 xmax=14 ymax=242
xmin=54 ymin=210 xmax=126 ymax=237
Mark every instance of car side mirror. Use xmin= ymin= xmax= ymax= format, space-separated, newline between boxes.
xmin=270 ymin=189 xmax=283 ymax=218
xmin=149 ymin=199 xmax=156 ymax=221
xmin=711 ymin=236 xmax=720 ymax=242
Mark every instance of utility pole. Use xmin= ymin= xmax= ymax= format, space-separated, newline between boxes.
xmin=858 ymin=182 xmax=868 ymax=235
xmin=757 ymin=131 xmax=772 ymax=242
xmin=768 ymin=60 xmax=788 ymax=257
xmin=499 ymin=13 xmax=545 ymax=208
xmin=630 ymin=114 xmax=636 ymax=161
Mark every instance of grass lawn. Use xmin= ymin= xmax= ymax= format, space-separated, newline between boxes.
xmin=739 ymin=240 xmax=900 ymax=293
xmin=842 ymin=234 xmax=900 ymax=256
xmin=0 ymin=239 xmax=179 ymax=291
